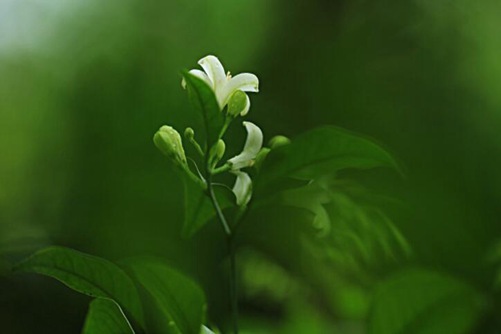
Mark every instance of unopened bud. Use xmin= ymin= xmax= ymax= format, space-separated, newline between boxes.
xmin=227 ymin=90 xmax=249 ymax=117
xmin=184 ymin=127 xmax=195 ymax=140
xmin=209 ymin=139 xmax=226 ymax=167
xmin=269 ymin=135 xmax=290 ymax=149
xmin=153 ymin=125 xmax=186 ymax=165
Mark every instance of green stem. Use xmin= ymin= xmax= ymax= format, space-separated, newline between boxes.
xmin=206 ymin=176 xmax=238 ymax=333
xmin=182 ymin=164 xmax=206 ymax=190
xmin=228 ymin=236 xmax=238 ymax=334
xmin=219 ymin=117 xmax=232 ymax=139
xmin=211 ymin=163 xmax=231 ymax=175
xmin=207 ymin=179 xmax=231 ymax=236
xmin=188 ymin=137 xmax=205 ymax=157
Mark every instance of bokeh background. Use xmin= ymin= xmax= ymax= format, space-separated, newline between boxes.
xmin=2 ymin=0 xmax=501 ymax=333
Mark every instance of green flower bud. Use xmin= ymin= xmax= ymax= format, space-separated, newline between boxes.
xmin=209 ymin=139 xmax=226 ymax=167
xmin=214 ymin=139 xmax=226 ymax=161
xmin=226 ymin=90 xmax=249 ymax=117
xmin=269 ymin=135 xmax=290 ymax=149
xmin=184 ymin=127 xmax=195 ymax=140
xmin=153 ymin=125 xmax=186 ymax=165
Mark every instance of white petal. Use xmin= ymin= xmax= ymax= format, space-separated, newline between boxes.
xmin=241 ymin=121 xmax=263 ymax=156
xmin=182 ymin=69 xmax=211 ymax=89
xmin=218 ymin=73 xmax=259 ymax=107
xmin=232 ymin=171 xmax=252 ymax=206
xmin=228 ymin=151 xmax=255 ymax=170
xmin=198 ymin=55 xmax=226 ymax=89
xmin=240 ymin=93 xmax=251 ymax=116
xmin=228 ymin=121 xmax=263 ymax=170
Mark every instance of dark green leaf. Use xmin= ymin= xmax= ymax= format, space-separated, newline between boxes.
xmin=237 ymin=204 xmax=316 ymax=267
xmin=182 ymin=176 xmax=233 ymax=238
xmin=14 ymin=246 xmax=145 ymax=332
xmin=370 ymin=268 xmax=484 ymax=334
xmin=256 ymin=126 xmax=401 ymax=192
xmin=83 ymin=298 xmax=134 ymax=334
xmin=122 ymin=258 xmax=206 ymax=334
xmin=182 ymin=71 xmax=224 ymax=149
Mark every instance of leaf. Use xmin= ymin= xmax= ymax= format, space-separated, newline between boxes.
xmin=83 ymin=298 xmax=134 ymax=334
xmin=182 ymin=175 xmax=233 ymax=238
xmin=201 ymin=326 xmax=216 ymax=334
xmin=256 ymin=126 xmax=401 ymax=192
xmin=237 ymin=204 xmax=316 ymax=267
xmin=122 ymin=258 xmax=206 ymax=334
xmin=182 ymin=70 xmax=225 ymax=149
xmin=14 ymin=246 xmax=145 ymax=332
xmin=369 ymin=268 xmax=484 ymax=334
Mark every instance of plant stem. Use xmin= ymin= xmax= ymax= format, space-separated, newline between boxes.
xmin=206 ymin=177 xmax=239 ymax=333
xmin=228 ymin=235 xmax=238 ymax=334
xmin=211 ymin=163 xmax=231 ymax=175
xmin=207 ymin=180 xmax=231 ymax=236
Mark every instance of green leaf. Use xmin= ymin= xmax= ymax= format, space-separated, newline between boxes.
xmin=83 ymin=298 xmax=134 ymax=334
xmin=182 ymin=175 xmax=233 ymax=238
xmin=256 ymin=126 xmax=401 ymax=192
xmin=122 ymin=258 xmax=206 ymax=334
xmin=237 ymin=204 xmax=316 ymax=266
xmin=201 ymin=326 xmax=216 ymax=334
xmin=182 ymin=70 xmax=224 ymax=149
xmin=14 ymin=246 xmax=145 ymax=332
xmin=369 ymin=268 xmax=485 ymax=334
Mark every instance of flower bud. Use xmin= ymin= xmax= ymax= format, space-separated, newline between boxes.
xmin=184 ymin=127 xmax=195 ymax=141
xmin=209 ymin=139 xmax=226 ymax=167
xmin=269 ymin=135 xmax=290 ymax=149
xmin=226 ymin=90 xmax=249 ymax=117
xmin=153 ymin=125 xmax=186 ymax=165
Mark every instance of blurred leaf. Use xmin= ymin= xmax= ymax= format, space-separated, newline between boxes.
xmin=369 ymin=268 xmax=484 ymax=334
xmin=279 ymin=177 xmax=410 ymax=276
xmin=201 ymin=326 xmax=216 ymax=334
xmin=182 ymin=71 xmax=224 ymax=150
xmin=183 ymin=176 xmax=233 ymax=238
xmin=83 ymin=298 xmax=133 ymax=334
xmin=122 ymin=257 xmax=206 ymax=334
xmin=0 ymin=256 xmax=11 ymax=276
xmin=256 ymin=126 xmax=401 ymax=192
xmin=14 ymin=246 xmax=145 ymax=332
xmin=238 ymin=204 xmax=316 ymax=268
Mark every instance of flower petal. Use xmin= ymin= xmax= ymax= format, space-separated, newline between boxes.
xmin=232 ymin=171 xmax=252 ymax=206
xmin=218 ymin=73 xmax=259 ymax=107
xmin=198 ymin=55 xmax=226 ymax=89
xmin=182 ymin=69 xmax=211 ymax=89
xmin=228 ymin=121 xmax=263 ymax=170
xmin=241 ymin=121 xmax=263 ymax=156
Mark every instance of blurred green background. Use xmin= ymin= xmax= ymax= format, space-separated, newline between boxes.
xmin=2 ymin=0 xmax=501 ymax=333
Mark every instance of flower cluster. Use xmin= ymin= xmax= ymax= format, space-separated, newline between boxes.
xmin=154 ymin=55 xmax=269 ymax=207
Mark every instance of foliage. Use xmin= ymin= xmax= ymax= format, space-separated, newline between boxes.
xmin=14 ymin=247 xmax=207 ymax=333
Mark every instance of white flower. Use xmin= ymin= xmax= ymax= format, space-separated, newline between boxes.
xmin=227 ymin=121 xmax=263 ymax=206
xmin=232 ymin=171 xmax=253 ymax=206
xmin=228 ymin=121 xmax=263 ymax=170
xmin=183 ymin=55 xmax=259 ymax=116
